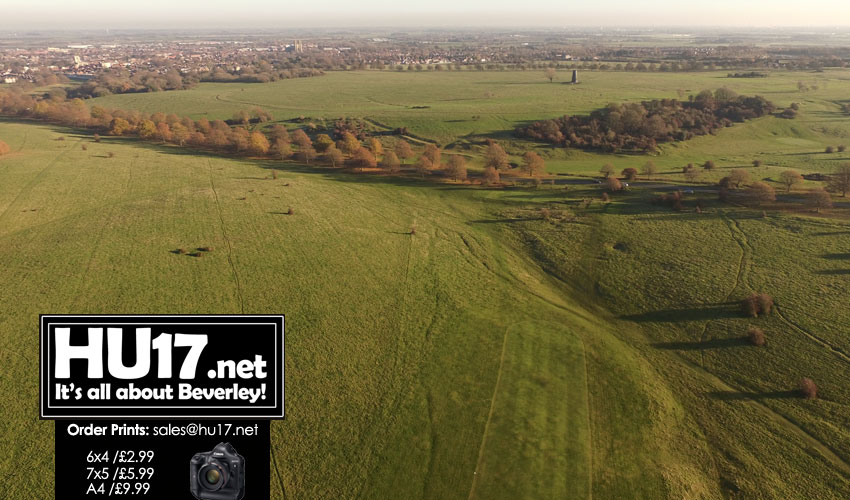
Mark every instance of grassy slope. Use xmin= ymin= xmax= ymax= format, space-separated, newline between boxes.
xmin=0 ymin=121 xmax=723 ymax=499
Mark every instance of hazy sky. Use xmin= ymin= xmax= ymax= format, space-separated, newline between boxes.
xmin=2 ymin=0 xmax=850 ymax=29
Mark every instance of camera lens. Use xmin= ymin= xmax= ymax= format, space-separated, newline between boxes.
xmin=199 ymin=463 xmax=227 ymax=491
xmin=205 ymin=469 xmax=221 ymax=484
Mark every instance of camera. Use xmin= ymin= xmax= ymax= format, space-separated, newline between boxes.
xmin=189 ymin=442 xmax=245 ymax=500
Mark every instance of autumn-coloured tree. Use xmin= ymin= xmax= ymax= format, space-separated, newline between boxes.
xmin=292 ymin=129 xmax=312 ymax=151
xmin=703 ymin=160 xmax=716 ymax=170
xmin=233 ymin=110 xmax=251 ymax=126
xmin=248 ymin=131 xmax=270 ymax=156
xmin=171 ymin=123 xmax=190 ymax=146
xmin=747 ymin=326 xmax=766 ymax=346
xmin=605 ymin=177 xmax=623 ymax=192
xmin=395 ymin=140 xmax=414 ymax=164
xmin=229 ymin=128 xmax=251 ymax=153
xmin=799 ymin=378 xmax=817 ymax=399
xmin=806 ymin=187 xmax=832 ymax=213
xmin=544 ymin=68 xmax=556 ymax=83
xmin=729 ymin=169 xmax=751 ymax=188
xmin=446 ymin=155 xmax=467 ymax=181
xmin=752 ymin=159 xmax=762 ymax=168
xmin=825 ymin=146 xmax=835 ymax=154
xmin=621 ymin=167 xmax=638 ymax=181
xmin=350 ymin=147 xmax=377 ymax=170
xmin=340 ymin=132 xmax=361 ymax=155
xmin=641 ymin=160 xmax=657 ymax=176
xmin=779 ymin=169 xmax=803 ymax=192
xmin=482 ymin=166 xmax=500 ymax=186
xmin=485 ymin=142 xmax=509 ymax=170
xmin=600 ymin=163 xmax=615 ymax=178
xmin=0 ymin=140 xmax=10 ymax=155
xmin=423 ymin=144 xmax=442 ymax=166
xmin=826 ymin=163 xmax=850 ymax=197
xmin=747 ymin=181 xmax=776 ymax=205
xmin=368 ymin=137 xmax=384 ymax=158
xmin=314 ymin=134 xmax=334 ymax=153
xmin=415 ymin=156 xmax=433 ymax=177
xmin=683 ymin=164 xmax=700 ymax=182
xmin=156 ymin=122 xmax=172 ymax=142
xmin=324 ymin=146 xmax=344 ymax=167
xmin=109 ymin=118 xmax=132 ymax=136
xmin=380 ymin=150 xmax=401 ymax=173
xmin=521 ymin=152 xmax=545 ymax=177
xmin=300 ymin=145 xmax=317 ymax=164
xmin=138 ymin=119 xmax=157 ymax=140
xmin=269 ymin=124 xmax=290 ymax=143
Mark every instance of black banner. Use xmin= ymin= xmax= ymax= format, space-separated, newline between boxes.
xmin=40 ymin=315 xmax=284 ymax=419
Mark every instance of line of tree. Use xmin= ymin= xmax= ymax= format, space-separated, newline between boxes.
xmin=515 ymin=88 xmax=774 ymax=153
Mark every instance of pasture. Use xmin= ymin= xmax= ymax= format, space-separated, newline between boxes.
xmin=1 ymin=67 xmax=850 ymax=499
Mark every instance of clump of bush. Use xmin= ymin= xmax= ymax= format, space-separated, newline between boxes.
xmin=0 ymin=140 xmax=10 ymax=156
xmin=652 ymin=190 xmax=684 ymax=211
xmin=198 ymin=246 xmax=213 ymax=252
xmin=799 ymin=378 xmax=818 ymax=399
xmin=747 ymin=326 xmax=766 ymax=346
xmin=107 ymin=151 xmax=115 ymax=158
xmin=741 ymin=293 xmax=774 ymax=317
xmin=286 ymin=207 xmax=294 ymax=215
xmin=825 ymin=146 xmax=835 ymax=154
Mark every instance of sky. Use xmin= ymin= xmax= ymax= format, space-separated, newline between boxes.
xmin=2 ymin=0 xmax=850 ymax=30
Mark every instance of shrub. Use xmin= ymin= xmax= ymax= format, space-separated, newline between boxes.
xmin=93 ymin=134 xmax=101 ymax=143
xmin=799 ymin=378 xmax=818 ymax=399
xmin=605 ymin=177 xmax=623 ymax=192
xmin=621 ymin=167 xmax=638 ymax=181
xmin=742 ymin=293 xmax=774 ymax=317
xmin=601 ymin=192 xmax=610 ymax=202
xmin=0 ymin=140 xmax=11 ymax=155
xmin=825 ymin=146 xmax=835 ymax=154
xmin=198 ymin=246 xmax=213 ymax=252
xmin=107 ymin=151 xmax=115 ymax=158
xmin=176 ymin=248 xmax=186 ymax=254
xmin=752 ymin=159 xmax=762 ymax=168
xmin=57 ymin=136 xmax=65 ymax=141
xmin=703 ymin=160 xmax=716 ymax=170
xmin=286 ymin=207 xmax=294 ymax=215
xmin=747 ymin=326 xmax=766 ymax=346
xmin=81 ymin=144 xmax=88 ymax=151
xmin=839 ymin=145 xmax=847 ymax=153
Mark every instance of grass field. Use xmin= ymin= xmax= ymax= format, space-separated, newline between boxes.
xmin=2 ymin=67 xmax=850 ymax=499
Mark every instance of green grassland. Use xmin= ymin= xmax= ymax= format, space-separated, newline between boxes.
xmin=2 ymin=67 xmax=850 ymax=499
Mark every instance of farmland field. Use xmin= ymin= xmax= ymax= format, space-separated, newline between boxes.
xmin=2 ymin=67 xmax=850 ymax=499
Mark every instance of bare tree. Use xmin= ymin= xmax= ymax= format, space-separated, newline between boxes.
xmin=521 ymin=152 xmax=545 ymax=177
xmin=747 ymin=181 xmax=776 ymax=205
xmin=446 ymin=155 xmax=467 ymax=181
xmin=600 ymin=163 xmax=615 ymax=178
xmin=485 ymin=142 xmax=509 ymax=170
xmin=826 ymin=163 xmax=850 ymax=197
xmin=779 ymin=170 xmax=803 ymax=192
xmin=544 ymin=68 xmax=556 ymax=83
xmin=806 ymin=187 xmax=832 ymax=213
xmin=641 ymin=160 xmax=657 ymax=176
xmin=395 ymin=140 xmax=414 ymax=164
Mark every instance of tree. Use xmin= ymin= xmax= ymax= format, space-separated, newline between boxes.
xmin=482 ymin=166 xmax=500 ymax=186
xmin=269 ymin=124 xmax=290 ymax=143
xmin=300 ymin=145 xmax=317 ymax=164
xmin=641 ymin=160 xmax=657 ymax=176
xmin=485 ymin=142 xmax=509 ymax=170
xmin=380 ymin=151 xmax=401 ymax=173
xmin=747 ymin=326 xmax=766 ymax=346
xmin=521 ymin=152 xmax=545 ymax=177
xmin=324 ymin=146 xmax=344 ymax=167
xmin=340 ymin=132 xmax=361 ymax=155
xmin=806 ymin=187 xmax=832 ymax=213
xmin=683 ymin=164 xmax=700 ymax=182
xmin=799 ymin=378 xmax=817 ymax=399
xmin=171 ymin=123 xmax=190 ymax=146
xmin=544 ymin=68 xmax=556 ymax=83
xmin=839 ymin=145 xmax=847 ymax=153
xmin=274 ymin=138 xmax=292 ymax=160
xmin=605 ymin=177 xmax=623 ymax=192
xmin=395 ymin=140 xmax=414 ymax=163
xmin=779 ymin=169 xmax=803 ymax=192
xmin=0 ymin=140 xmax=10 ymax=155
xmin=752 ymin=159 xmax=762 ymax=168
xmin=747 ymin=181 xmax=776 ymax=205
xmin=729 ymin=169 xmax=751 ymax=188
xmin=138 ymin=119 xmax=157 ymax=140
xmin=703 ymin=160 xmax=716 ymax=170
xmin=621 ymin=167 xmax=638 ymax=181
xmin=415 ymin=156 xmax=433 ymax=177
xmin=825 ymin=146 xmax=835 ymax=154
xmin=741 ymin=293 xmax=773 ymax=317
xmin=446 ymin=155 xmax=467 ymax=181
xmin=233 ymin=110 xmax=250 ymax=126
xmin=600 ymin=163 xmax=615 ymax=178
xmin=248 ymin=131 xmax=270 ymax=156
xmin=314 ymin=134 xmax=334 ymax=153
xmin=826 ymin=163 xmax=850 ymax=197
xmin=368 ymin=137 xmax=384 ymax=158
xmin=292 ymin=129 xmax=312 ymax=150
xmin=156 ymin=121 xmax=172 ymax=142
xmin=108 ymin=117 xmax=132 ymax=136
xmin=423 ymin=144 xmax=442 ymax=166
xmin=350 ymin=147 xmax=377 ymax=170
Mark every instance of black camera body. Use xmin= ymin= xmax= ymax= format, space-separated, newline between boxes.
xmin=189 ymin=442 xmax=245 ymax=500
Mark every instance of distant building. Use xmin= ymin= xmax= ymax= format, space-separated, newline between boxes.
xmin=571 ymin=70 xmax=578 ymax=84
xmin=3 ymin=77 xmax=17 ymax=84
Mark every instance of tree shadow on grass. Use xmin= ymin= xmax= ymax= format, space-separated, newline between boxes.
xmin=707 ymin=390 xmax=799 ymax=401
xmin=621 ymin=302 xmax=741 ymax=322
xmin=652 ymin=337 xmax=749 ymax=350
xmin=815 ymin=269 xmax=850 ymax=275
xmin=821 ymin=253 xmax=850 ymax=260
